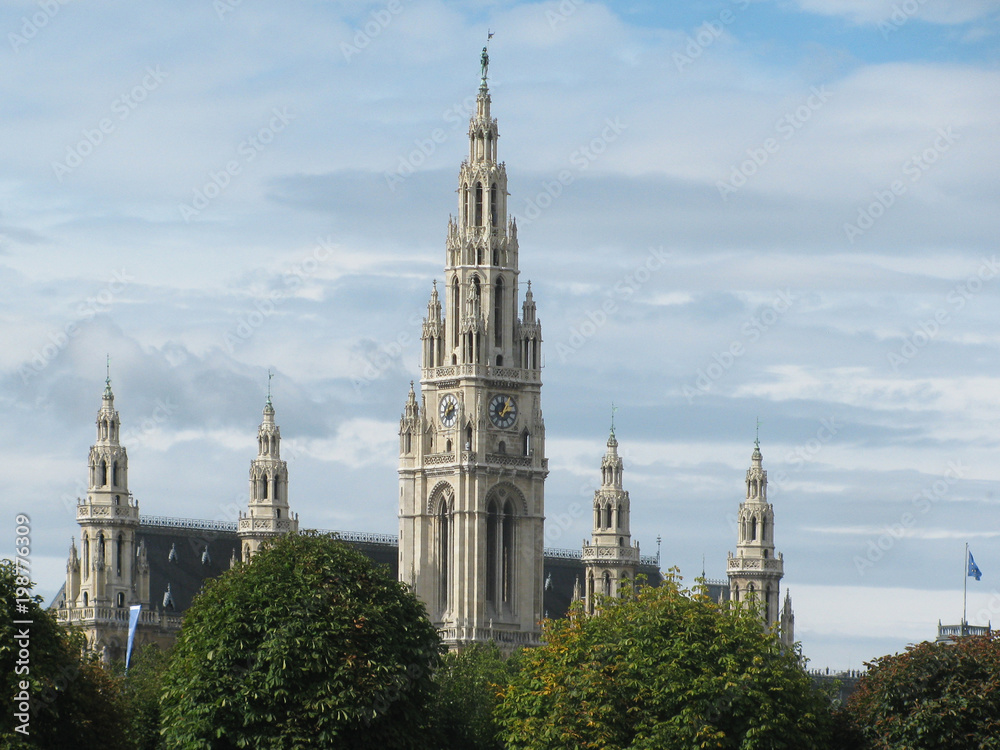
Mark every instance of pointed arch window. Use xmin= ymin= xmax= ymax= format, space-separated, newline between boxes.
xmin=490 ymin=181 xmax=498 ymax=225
xmin=617 ymin=503 xmax=623 ymax=530
xmin=117 ymin=592 xmax=125 ymax=608
xmin=603 ymin=571 xmax=612 ymax=597
xmin=451 ymin=278 xmax=460 ymax=348
xmin=486 ymin=499 xmax=498 ymax=607
xmin=83 ymin=591 xmax=89 ymax=607
xmin=116 ymin=534 xmax=123 ymax=577
xmin=98 ymin=532 xmax=106 ymax=564
xmin=494 ymin=277 xmax=504 ymax=347
xmin=587 ymin=572 xmax=595 ymax=615
xmin=502 ymin=500 xmax=514 ymax=606
xmin=439 ymin=494 xmax=453 ymax=613
xmin=99 ymin=459 xmax=108 ymax=487
xmin=603 ymin=503 xmax=612 ymax=529
xmin=475 ymin=182 xmax=483 ymax=226
xmin=750 ymin=516 xmax=757 ymax=541
xmin=522 ymin=430 xmax=530 ymax=456
xmin=112 ymin=461 xmax=119 ymax=487
xmin=83 ymin=535 xmax=90 ymax=577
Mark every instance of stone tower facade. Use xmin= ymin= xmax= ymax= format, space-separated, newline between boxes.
xmin=727 ymin=438 xmax=791 ymax=643
xmin=582 ymin=427 xmax=639 ymax=614
xmin=238 ymin=392 xmax=298 ymax=559
xmin=58 ymin=376 xmax=158 ymax=660
xmin=398 ymin=50 xmax=547 ymax=651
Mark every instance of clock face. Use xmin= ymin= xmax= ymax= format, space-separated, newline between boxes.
xmin=438 ymin=394 xmax=459 ymax=427
xmin=488 ymin=394 xmax=518 ymax=429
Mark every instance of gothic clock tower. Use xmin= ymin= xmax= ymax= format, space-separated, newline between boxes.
xmin=398 ymin=47 xmax=546 ymax=651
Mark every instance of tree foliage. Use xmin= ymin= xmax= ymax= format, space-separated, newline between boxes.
xmin=838 ymin=633 xmax=1000 ymax=749
xmin=496 ymin=574 xmax=833 ymax=750
xmin=0 ymin=559 xmax=129 ymax=750
xmin=119 ymin=643 xmax=171 ymax=750
xmin=159 ymin=532 xmax=443 ymax=749
xmin=430 ymin=641 xmax=522 ymax=750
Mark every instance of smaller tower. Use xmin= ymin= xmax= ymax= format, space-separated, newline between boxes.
xmin=780 ymin=590 xmax=795 ymax=647
xmin=238 ymin=381 xmax=297 ymax=559
xmin=582 ymin=421 xmax=639 ymax=614
xmin=727 ymin=436 xmax=785 ymax=630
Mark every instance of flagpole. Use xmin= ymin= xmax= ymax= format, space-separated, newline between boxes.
xmin=963 ymin=542 xmax=968 ymax=635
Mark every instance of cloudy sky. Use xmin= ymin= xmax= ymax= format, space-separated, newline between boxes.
xmin=3 ymin=0 xmax=1000 ymax=670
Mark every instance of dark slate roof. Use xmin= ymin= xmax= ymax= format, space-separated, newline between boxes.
xmin=51 ymin=519 xmax=665 ymax=627
xmin=139 ymin=523 xmax=240 ymax=613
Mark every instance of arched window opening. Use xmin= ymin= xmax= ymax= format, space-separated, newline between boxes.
xmin=403 ymin=431 xmax=412 ymax=453
xmin=475 ymin=183 xmax=483 ymax=226
xmin=763 ymin=549 xmax=769 ymax=558
xmin=99 ymin=460 xmax=108 ymax=487
xmin=439 ymin=497 xmax=451 ymax=613
xmin=493 ymin=248 xmax=499 ymax=266
xmin=83 ymin=535 xmax=90 ymax=577
xmin=734 ymin=585 xmax=739 ymax=602
xmin=244 ymin=544 xmax=251 ymax=560
xmin=750 ymin=516 xmax=757 ymax=541
xmin=502 ymin=500 xmax=515 ymax=607
xmin=276 ymin=508 xmax=281 ymax=519
xmin=619 ymin=537 xmax=624 ymax=546
xmin=587 ymin=572 xmax=595 ymax=615
xmin=98 ymin=532 xmax=106 ymax=564
xmin=603 ymin=572 xmax=612 ymax=597
xmin=603 ymin=504 xmax=612 ymax=529
xmin=446 ymin=438 xmax=453 ymax=452
xmin=83 ymin=591 xmax=89 ymax=607
xmin=617 ymin=504 xmax=623 ymax=529
xmin=462 ymin=183 xmax=469 ymax=224
xmin=112 ymin=461 xmax=118 ymax=487
xmin=498 ymin=440 xmax=506 ymax=454
xmin=522 ymin=431 xmax=530 ymax=456
xmin=114 ymin=495 xmax=120 ymax=506
xmin=117 ymin=592 xmax=125 ymax=608
xmin=494 ymin=277 xmax=504 ymax=347
xmin=465 ymin=423 xmax=473 ymax=450
xmin=490 ymin=182 xmax=498 ymax=225
xmin=496 ymin=354 xmax=503 ymax=366
xmin=486 ymin=500 xmax=498 ymax=607
xmin=116 ymin=534 xmax=123 ymax=577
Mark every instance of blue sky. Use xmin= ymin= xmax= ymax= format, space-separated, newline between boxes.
xmin=2 ymin=0 xmax=1000 ymax=670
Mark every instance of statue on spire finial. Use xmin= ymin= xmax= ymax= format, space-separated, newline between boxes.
xmin=266 ymin=369 xmax=273 ymax=407
xmin=480 ymin=30 xmax=493 ymax=84
xmin=104 ymin=354 xmax=113 ymax=397
xmin=610 ymin=402 xmax=618 ymax=436
xmin=755 ymin=417 xmax=761 ymax=450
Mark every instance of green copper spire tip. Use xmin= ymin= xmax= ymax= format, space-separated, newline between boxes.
xmin=104 ymin=354 xmax=113 ymax=397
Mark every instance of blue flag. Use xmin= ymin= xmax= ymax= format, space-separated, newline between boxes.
xmin=968 ymin=551 xmax=983 ymax=581
xmin=125 ymin=604 xmax=142 ymax=672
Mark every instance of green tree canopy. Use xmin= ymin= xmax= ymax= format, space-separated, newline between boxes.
xmin=430 ymin=641 xmax=522 ymax=750
xmin=159 ymin=532 xmax=443 ymax=749
xmin=0 ymin=559 xmax=129 ymax=750
xmin=839 ymin=633 xmax=1000 ymax=749
xmin=497 ymin=575 xmax=833 ymax=750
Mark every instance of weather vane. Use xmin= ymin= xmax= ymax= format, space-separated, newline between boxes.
xmin=755 ymin=417 xmax=761 ymax=449
xmin=611 ymin=402 xmax=619 ymax=435
xmin=267 ymin=369 xmax=273 ymax=405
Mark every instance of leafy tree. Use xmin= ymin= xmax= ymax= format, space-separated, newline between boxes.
xmin=430 ymin=641 xmax=522 ymax=750
xmin=159 ymin=532 xmax=443 ymax=749
xmin=119 ymin=643 xmax=171 ymax=750
xmin=496 ymin=574 xmax=834 ymax=750
xmin=837 ymin=633 xmax=1000 ymax=749
xmin=0 ymin=559 xmax=129 ymax=750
